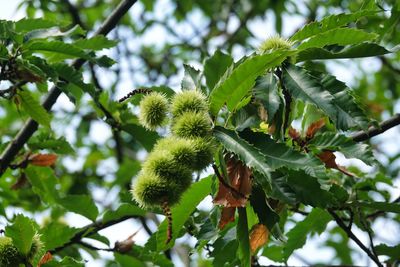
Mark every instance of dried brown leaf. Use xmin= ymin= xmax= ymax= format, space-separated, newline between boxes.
xmin=38 ymin=252 xmax=53 ymax=266
xmin=213 ymin=156 xmax=252 ymax=207
xmin=29 ymin=153 xmax=57 ymax=167
xmin=249 ymin=223 xmax=269 ymax=254
xmin=288 ymin=126 xmax=300 ymax=140
xmin=218 ymin=207 xmax=236 ymax=229
xmin=10 ymin=172 xmax=28 ymax=190
xmin=306 ymin=118 xmax=325 ymax=139
xmin=318 ymin=151 xmax=354 ymax=177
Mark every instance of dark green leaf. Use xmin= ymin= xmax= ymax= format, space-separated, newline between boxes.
xmin=73 ymin=35 xmax=118 ymax=50
xmin=297 ymin=28 xmax=377 ymax=50
xmin=291 ymin=11 xmax=377 ymax=42
xmin=296 ymin=43 xmax=393 ymax=62
xmin=283 ymin=208 xmax=331 ymax=259
xmin=239 ymin=130 xmax=326 ymax=177
xmin=213 ymin=126 xmax=272 ymax=187
xmin=25 ymin=166 xmax=59 ymax=203
xmin=58 ymin=195 xmax=99 ymax=221
xmin=204 ymin=50 xmax=234 ymax=90
xmin=103 ymin=203 xmax=145 ymax=223
xmin=253 ymin=73 xmax=281 ymax=123
xmin=375 ymin=244 xmax=400 ymax=259
xmin=40 ymin=222 xmax=80 ymax=251
xmin=355 ymin=201 xmax=400 ymax=213
xmin=209 ymin=51 xmax=293 ymax=115
xmin=237 ymin=208 xmax=251 ymax=267
xmin=18 ymin=90 xmax=51 ymax=127
xmin=42 ymin=256 xmax=85 ymax=267
xmin=23 ymin=40 xmax=89 ymax=60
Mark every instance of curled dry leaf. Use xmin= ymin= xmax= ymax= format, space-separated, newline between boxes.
xmin=213 ymin=156 xmax=252 ymax=207
xmin=218 ymin=207 xmax=236 ymax=229
xmin=10 ymin=172 xmax=28 ymax=190
xmin=38 ymin=252 xmax=53 ymax=266
xmin=114 ymin=229 xmax=139 ymax=253
xmin=249 ymin=223 xmax=269 ymax=254
xmin=28 ymin=153 xmax=57 ymax=167
xmin=288 ymin=126 xmax=300 ymax=140
xmin=318 ymin=150 xmax=354 ymax=177
xmin=306 ymin=118 xmax=325 ymax=139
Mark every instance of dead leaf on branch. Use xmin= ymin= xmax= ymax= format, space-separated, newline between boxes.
xmin=249 ymin=223 xmax=269 ymax=254
xmin=115 ymin=229 xmax=140 ymax=253
xmin=38 ymin=252 xmax=53 ymax=266
xmin=318 ymin=150 xmax=354 ymax=177
xmin=28 ymin=153 xmax=57 ymax=167
xmin=218 ymin=207 xmax=236 ymax=229
xmin=288 ymin=126 xmax=300 ymax=140
xmin=306 ymin=118 xmax=325 ymax=139
xmin=213 ymin=155 xmax=252 ymax=207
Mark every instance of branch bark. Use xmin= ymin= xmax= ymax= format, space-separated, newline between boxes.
xmin=0 ymin=0 xmax=137 ymax=176
xmin=49 ymin=215 xmax=135 ymax=254
xmin=351 ymin=113 xmax=400 ymax=142
xmin=328 ymin=209 xmax=383 ymax=267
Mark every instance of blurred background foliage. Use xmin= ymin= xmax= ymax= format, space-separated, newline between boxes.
xmin=0 ymin=0 xmax=399 ymax=266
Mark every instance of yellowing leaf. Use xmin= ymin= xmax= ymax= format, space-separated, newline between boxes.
xmin=29 ymin=153 xmax=57 ymax=166
xmin=249 ymin=223 xmax=269 ymax=254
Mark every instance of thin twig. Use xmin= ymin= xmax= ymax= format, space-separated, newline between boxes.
xmin=328 ymin=209 xmax=383 ymax=267
xmin=49 ymin=215 xmax=135 ymax=254
xmin=351 ymin=113 xmax=400 ymax=142
xmin=0 ymin=0 xmax=138 ymax=176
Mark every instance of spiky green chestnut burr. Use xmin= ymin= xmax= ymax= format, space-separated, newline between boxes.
xmin=171 ymin=90 xmax=208 ymax=118
xmin=0 ymin=237 xmax=23 ymax=267
xmin=131 ymin=172 xmax=185 ymax=208
xmin=143 ymin=150 xmax=192 ymax=188
xmin=154 ymin=137 xmax=197 ymax=165
xmin=192 ymin=138 xmax=215 ymax=171
xmin=139 ymin=92 xmax=169 ymax=130
xmin=172 ymin=112 xmax=212 ymax=139
xmin=258 ymin=35 xmax=292 ymax=53
xmin=27 ymin=233 xmax=43 ymax=262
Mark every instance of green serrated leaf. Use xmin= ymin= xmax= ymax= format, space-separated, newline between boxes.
xmin=320 ymin=74 xmax=369 ymax=130
xmin=73 ymin=35 xmax=118 ymax=50
xmin=309 ymin=132 xmax=375 ymax=165
xmin=209 ymin=50 xmax=293 ymax=115
xmin=121 ymin=123 xmax=160 ymax=151
xmin=253 ymin=73 xmax=281 ymax=123
xmin=297 ymin=28 xmax=378 ymax=50
xmin=114 ymin=253 xmax=146 ymax=267
xmin=287 ymin=170 xmax=335 ymax=207
xmin=290 ymin=10 xmax=378 ymax=42
xmin=204 ymin=50 xmax=234 ymax=90
xmin=375 ymin=244 xmax=400 ymax=259
xmin=15 ymin=18 xmax=60 ymax=32
xmin=213 ymin=126 xmax=272 ymax=187
xmin=25 ymin=166 xmax=59 ymax=203
xmin=282 ymin=64 xmax=336 ymax=126
xmin=283 ymin=208 xmax=331 ymax=259
xmin=53 ymin=63 xmax=96 ymax=97
xmin=18 ymin=90 xmax=51 ymax=127
xmin=40 ymin=222 xmax=79 ymax=251
xmin=103 ymin=203 xmax=145 ymax=223
xmin=355 ymin=201 xmax=400 ymax=213
xmin=58 ymin=195 xmax=99 ymax=221
xmin=296 ymin=43 xmax=393 ymax=62
xmin=5 ymin=214 xmax=36 ymax=256
xmin=239 ymin=130 xmax=326 ymax=177
xmin=181 ymin=64 xmax=201 ymax=91
xmin=23 ymin=40 xmax=89 ymax=60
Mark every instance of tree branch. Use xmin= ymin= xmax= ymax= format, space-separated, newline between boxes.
xmin=328 ymin=209 xmax=383 ymax=267
xmin=49 ymin=215 xmax=135 ymax=254
xmin=351 ymin=113 xmax=400 ymax=142
xmin=0 ymin=0 xmax=138 ymax=177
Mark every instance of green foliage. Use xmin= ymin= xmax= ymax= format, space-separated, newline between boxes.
xmin=0 ymin=2 xmax=399 ymax=266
